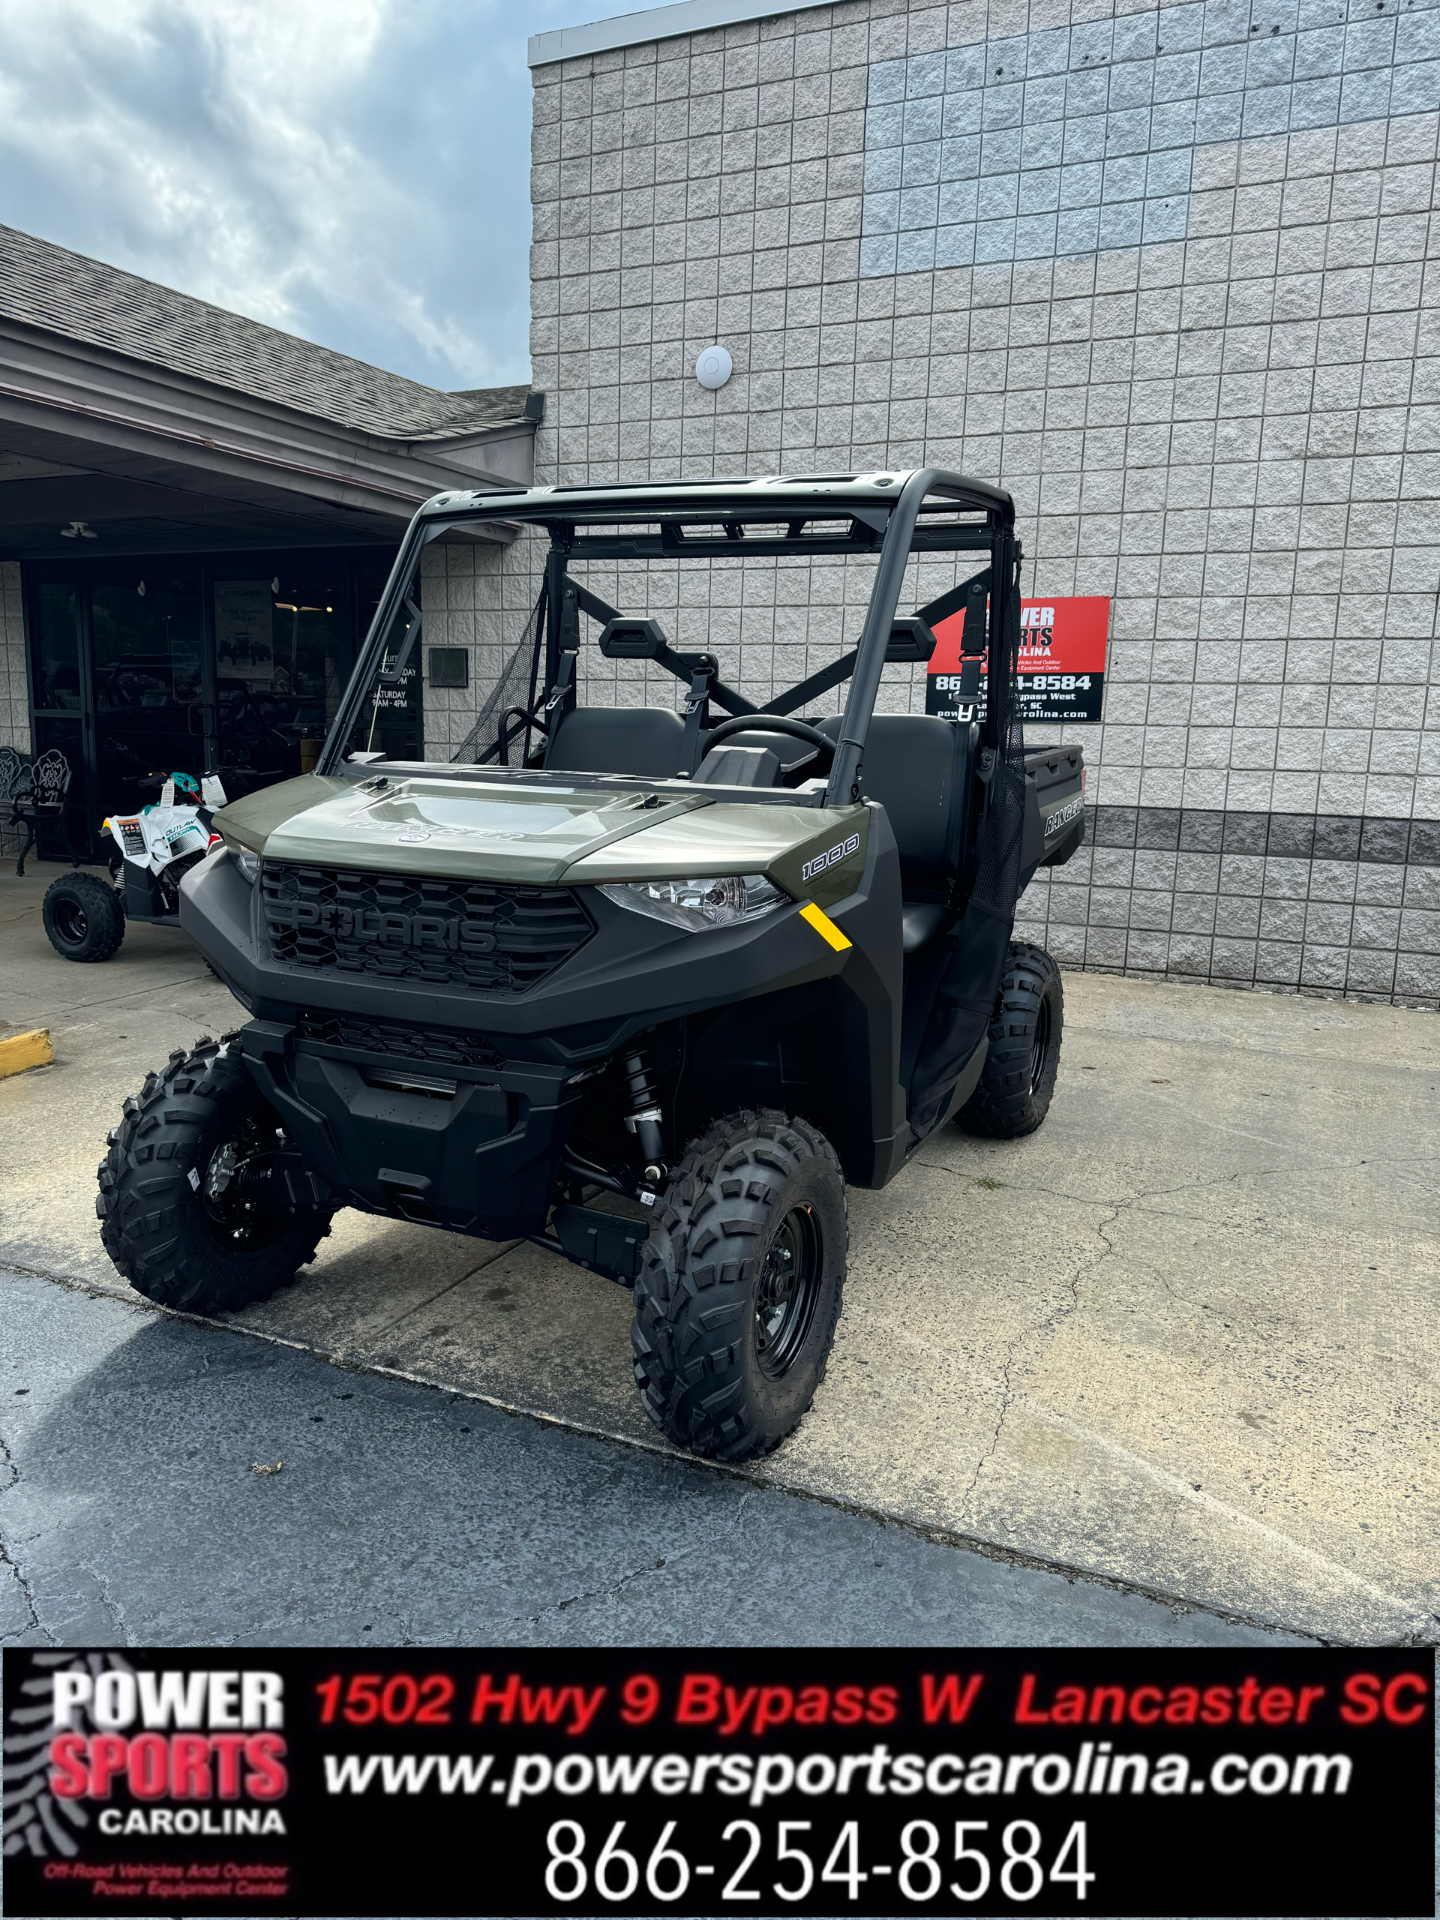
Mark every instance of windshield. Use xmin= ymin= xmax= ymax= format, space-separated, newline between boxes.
xmin=340 ymin=583 xmax=424 ymax=763
xmin=329 ymin=489 xmax=1004 ymax=785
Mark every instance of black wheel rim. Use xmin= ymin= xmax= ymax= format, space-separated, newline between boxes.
xmin=199 ymin=1113 xmax=295 ymax=1252
xmin=51 ymin=896 xmax=89 ymax=946
xmin=755 ymin=1204 xmax=823 ymax=1379
xmin=1029 ymin=995 xmax=1053 ymax=1097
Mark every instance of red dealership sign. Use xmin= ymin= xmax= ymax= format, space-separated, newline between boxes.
xmin=926 ymin=595 xmax=1111 ymax=724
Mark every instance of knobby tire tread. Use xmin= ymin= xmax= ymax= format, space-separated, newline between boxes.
xmin=956 ymin=941 xmax=1063 ymax=1139
xmin=96 ymin=1035 xmax=332 ymax=1314
xmin=631 ymin=1107 xmax=846 ymax=1462
xmin=42 ymin=872 xmax=126 ymax=963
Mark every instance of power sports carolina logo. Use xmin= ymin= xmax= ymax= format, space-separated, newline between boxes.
xmin=4 ymin=1653 xmax=135 ymax=1859
xmin=801 ymin=834 xmax=860 ymax=886
xmin=4 ymin=1655 xmax=290 ymax=1854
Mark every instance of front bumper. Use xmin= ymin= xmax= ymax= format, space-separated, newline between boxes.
xmin=237 ymin=1018 xmax=575 ymax=1238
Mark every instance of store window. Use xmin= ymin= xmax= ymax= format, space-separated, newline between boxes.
xmin=30 ymin=583 xmax=83 ymax=710
xmin=213 ymin=570 xmax=348 ymax=783
xmin=22 ymin=545 xmax=396 ymax=859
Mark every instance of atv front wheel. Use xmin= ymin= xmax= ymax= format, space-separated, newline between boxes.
xmin=956 ymin=941 xmax=1063 ymax=1139
xmin=97 ymin=1037 xmax=332 ymax=1313
xmin=42 ymin=872 xmax=125 ymax=963
xmin=632 ymin=1109 xmax=847 ymax=1461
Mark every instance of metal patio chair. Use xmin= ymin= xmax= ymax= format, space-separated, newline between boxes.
xmin=5 ymin=746 xmax=77 ymax=875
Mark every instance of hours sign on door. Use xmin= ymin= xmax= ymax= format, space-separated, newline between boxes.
xmin=926 ymin=596 xmax=1110 ymax=725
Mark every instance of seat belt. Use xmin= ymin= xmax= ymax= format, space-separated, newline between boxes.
xmin=677 ymin=658 xmax=716 ymax=776
xmin=541 ymin=586 xmax=582 ymax=766
xmin=915 ymin=566 xmax=992 ymax=706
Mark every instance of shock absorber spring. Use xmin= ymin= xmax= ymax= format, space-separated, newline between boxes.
xmin=622 ymin=1047 xmax=666 ymax=1187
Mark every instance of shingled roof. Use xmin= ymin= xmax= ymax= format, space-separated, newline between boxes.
xmin=0 ymin=223 xmax=537 ymax=444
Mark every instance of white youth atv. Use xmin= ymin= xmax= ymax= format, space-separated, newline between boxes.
xmin=41 ymin=771 xmax=227 ymax=964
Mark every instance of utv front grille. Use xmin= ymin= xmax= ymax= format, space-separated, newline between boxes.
xmin=262 ymin=862 xmax=593 ymax=993
xmin=295 ymin=1011 xmax=505 ymax=1071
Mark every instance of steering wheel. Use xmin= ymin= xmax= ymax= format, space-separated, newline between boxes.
xmin=704 ymin=714 xmax=835 ymax=763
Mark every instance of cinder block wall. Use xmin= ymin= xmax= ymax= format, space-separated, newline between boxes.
xmin=513 ymin=0 xmax=1440 ymax=1005
xmin=1 ymin=562 xmax=28 ymax=754
xmin=1 ymin=561 xmax=30 ymax=861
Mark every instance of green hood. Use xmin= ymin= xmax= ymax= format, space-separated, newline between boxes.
xmin=216 ymin=773 xmax=869 ymax=905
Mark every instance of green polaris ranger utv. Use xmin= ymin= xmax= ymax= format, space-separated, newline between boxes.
xmin=97 ymin=470 xmax=1085 ymax=1460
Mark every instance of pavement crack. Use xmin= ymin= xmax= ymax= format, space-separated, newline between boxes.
xmin=0 ymin=1426 xmax=50 ymax=1646
xmin=87 ymin=1563 xmax=134 ymax=1648
xmin=964 ymin=1202 xmax=1121 ymax=1513
xmin=537 ymin=1548 xmax=700 ymax=1618
xmin=531 ymin=1490 xmax=758 ymax=1623
xmin=964 ymin=1342 xmax=1017 ymax=1510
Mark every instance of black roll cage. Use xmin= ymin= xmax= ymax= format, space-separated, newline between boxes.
xmin=321 ymin=469 xmax=1019 ymax=807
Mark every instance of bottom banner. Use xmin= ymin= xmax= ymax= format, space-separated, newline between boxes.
xmin=3 ymin=1649 xmax=1432 ymax=1917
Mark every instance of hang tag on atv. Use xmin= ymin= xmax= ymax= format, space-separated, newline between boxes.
xmin=160 ymin=779 xmax=175 ymax=808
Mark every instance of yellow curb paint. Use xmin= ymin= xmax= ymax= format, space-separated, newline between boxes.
xmin=0 ymin=1029 xmax=53 ymax=1078
xmin=799 ymin=902 xmax=851 ymax=951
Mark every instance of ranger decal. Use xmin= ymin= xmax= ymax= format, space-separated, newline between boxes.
xmin=1044 ymin=794 xmax=1083 ymax=838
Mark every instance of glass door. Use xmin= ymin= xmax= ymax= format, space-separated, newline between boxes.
xmin=27 ymin=581 xmax=93 ymax=859
xmin=213 ymin=566 xmax=353 ymax=791
xmin=90 ymin=568 xmax=205 ymax=820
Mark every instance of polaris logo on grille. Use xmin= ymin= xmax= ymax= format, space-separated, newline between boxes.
xmin=801 ymin=833 xmax=861 ymax=884
xmin=267 ymin=900 xmax=497 ymax=954
xmin=1044 ymin=794 xmax=1083 ymax=837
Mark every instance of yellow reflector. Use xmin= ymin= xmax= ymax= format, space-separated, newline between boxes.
xmin=799 ymin=902 xmax=851 ymax=951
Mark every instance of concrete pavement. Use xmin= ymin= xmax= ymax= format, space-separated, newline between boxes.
xmin=0 ymin=1268 xmax=1305 ymax=1647
xmin=2 ymin=864 xmax=1436 ymax=1644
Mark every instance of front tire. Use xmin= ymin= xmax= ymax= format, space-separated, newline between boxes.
xmin=97 ymin=1037 xmax=332 ymax=1313
xmin=632 ymin=1109 xmax=847 ymax=1461
xmin=956 ymin=942 xmax=1063 ymax=1138
xmin=42 ymin=872 xmax=125 ymax=962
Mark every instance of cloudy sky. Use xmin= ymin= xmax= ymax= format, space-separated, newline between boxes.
xmin=0 ymin=0 xmax=611 ymax=394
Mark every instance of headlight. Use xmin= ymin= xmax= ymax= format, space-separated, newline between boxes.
xmin=598 ymin=873 xmax=788 ymax=932
xmin=223 ymin=835 xmax=260 ymax=883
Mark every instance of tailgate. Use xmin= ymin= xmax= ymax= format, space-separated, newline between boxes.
xmin=1021 ymin=744 xmax=1085 ymax=869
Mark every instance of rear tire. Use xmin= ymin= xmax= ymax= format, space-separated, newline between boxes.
xmin=956 ymin=942 xmax=1063 ymax=1139
xmin=42 ymin=872 xmax=125 ymax=962
xmin=632 ymin=1109 xmax=847 ymax=1461
xmin=97 ymin=1036 xmax=332 ymax=1314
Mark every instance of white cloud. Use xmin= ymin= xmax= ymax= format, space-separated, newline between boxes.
xmin=0 ymin=0 xmax=594 ymax=390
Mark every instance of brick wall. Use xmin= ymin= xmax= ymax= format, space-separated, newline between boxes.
xmin=511 ymin=0 xmax=1440 ymax=1005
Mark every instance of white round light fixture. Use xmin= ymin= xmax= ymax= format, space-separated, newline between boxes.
xmin=695 ymin=345 xmax=732 ymax=390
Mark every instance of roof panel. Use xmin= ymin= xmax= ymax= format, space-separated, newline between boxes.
xmin=0 ymin=224 xmax=538 ymax=444
xmin=417 ymin=470 xmax=1013 ymax=522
